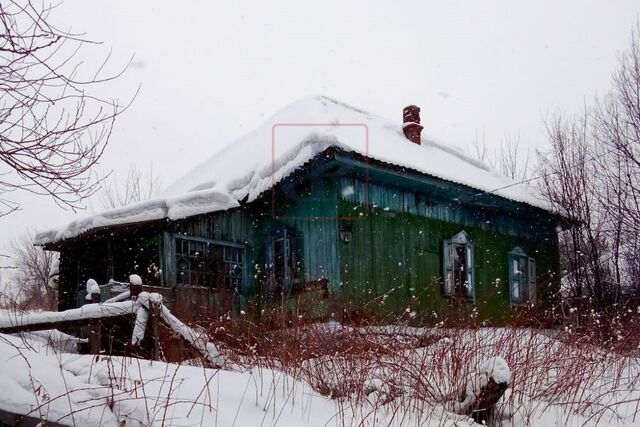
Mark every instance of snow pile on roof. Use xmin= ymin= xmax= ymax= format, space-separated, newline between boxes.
xmin=36 ymin=190 xmax=238 ymax=245
xmin=163 ymin=96 xmax=548 ymax=208
xmin=37 ymin=95 xmax=550 ymax=245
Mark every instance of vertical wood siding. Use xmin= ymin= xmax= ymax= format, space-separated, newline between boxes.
xmin=57 ymin=167 xmax=560 ymax=325
xmin=274 ymin=178 xmax=340 ymax=286
xmin=340 ymin=176 xmax=556 ymax=244
xmin=337 ymin=178 xmax=560 ymax=323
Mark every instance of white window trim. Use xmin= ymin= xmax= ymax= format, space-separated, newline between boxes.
xmin=443 ymin=230 xmax=475 ymax=302
xmin=508 ymin=247 xmax=536 ymax=306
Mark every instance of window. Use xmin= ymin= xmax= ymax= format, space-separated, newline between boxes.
xmin=265 ymin=227 xmax=302 ymax=296
xmin=175 ymin=236 xmax=243 ymax=290
xmin=223 ymin=246 xmax=244 ymax=290
xmin=443 ymin=231 xmax=475 ymax=300
xmin=509 ymin=247 xmax=536 ymax=305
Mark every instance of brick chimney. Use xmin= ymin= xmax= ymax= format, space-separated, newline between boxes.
xmin=402 ymin=105 xmax=423 ymax=145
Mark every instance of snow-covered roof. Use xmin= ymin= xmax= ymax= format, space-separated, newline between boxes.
xmin=37 ymin=96 xmax=550 ymax=245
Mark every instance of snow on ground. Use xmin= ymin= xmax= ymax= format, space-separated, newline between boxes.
xmin=0 ymin=331 xmax=473 ymax=427
xmin=36 ymin=96 xmax=550 ymax=245
xmin=1 ymin=320 xmax=639 ymax=426
xmin=0 ymin=333 xmax=119 ymax=426
xmin=286 ymin=325 xmax=640 ymax=427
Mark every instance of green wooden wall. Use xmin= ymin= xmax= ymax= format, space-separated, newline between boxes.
xmin=156 ymin=176 xmax=341 ymax=296
xmin=271 ymin=177 xmax=340 ymax=286
xmin=163 ymin=210 xmax=257 ymax=290
xmin=336 ymin=196 xmax=560 ymax=324
xmin=56 ymin=156 xmax=561 ymax=325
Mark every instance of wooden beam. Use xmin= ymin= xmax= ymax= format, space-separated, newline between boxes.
xmin=0 ymin=301 xmax=137 ymax=334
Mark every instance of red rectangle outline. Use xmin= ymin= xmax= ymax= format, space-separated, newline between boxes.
xmin=271 ymin=123 xmax=369 ymax=221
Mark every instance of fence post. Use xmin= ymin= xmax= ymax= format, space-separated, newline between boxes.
xmin=87 ymin=280 xmax=102 ymax=354
xmin=130 ymin=284 xmax=142 ymax=300
xmin=89 ymin=321 xmax=102 ymax=355
xmin=149 ymin=298 xmax=161 ymax=361
xmin=129 ymin=274 xmax=143 ymax=301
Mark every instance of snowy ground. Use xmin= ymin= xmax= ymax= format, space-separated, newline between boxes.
xmin=0 ymin=331 xmax=473 ymax=426
xmin=1 ymin=324 xmax=639 ymax=426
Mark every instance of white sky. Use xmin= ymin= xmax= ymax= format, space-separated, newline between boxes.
xmin=1 ymin=0 xmax=639 ymax=265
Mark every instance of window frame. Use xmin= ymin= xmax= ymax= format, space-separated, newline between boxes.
xmin=443 ymin=230 xmax=475 ymax=302
xmin=508 ymin=246 xmax=536 ymax=306
xmin=174 ymin=235 xmax=245 ymax=291
xmin=265 ymin=226 xmax=302 ymax=296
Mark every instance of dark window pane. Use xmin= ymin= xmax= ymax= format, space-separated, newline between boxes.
xmin=175 ymin=237 xmax=243 ymax=290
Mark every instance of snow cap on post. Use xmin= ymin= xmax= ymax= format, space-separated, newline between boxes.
xmin=129 ymin=274 xmax=143 ymax=300
xmin=85 ymin=278 xmax=101 ymax=303
xmin=402 ymin=105 xmax=423 ymax=145
xmin=129 ymin=274 xmax=142 ymax=286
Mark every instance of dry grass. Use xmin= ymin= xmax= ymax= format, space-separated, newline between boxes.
xmin=190 ymin=303 xmax=640 ymax=427
xmin=4 ymin=295 xmax=640 ymax=426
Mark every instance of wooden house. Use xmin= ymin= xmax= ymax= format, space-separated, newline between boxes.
xmin=37 ymin=96 xmax=565 ymax=323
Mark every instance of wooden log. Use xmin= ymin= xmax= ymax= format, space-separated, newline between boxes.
xmin=87 ymin=286 xmax=103 ymax=355
xmin=0 ymin=302 xmax=137 ymax=334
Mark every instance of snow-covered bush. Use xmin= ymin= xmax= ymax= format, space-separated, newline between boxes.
xmin=453 ymin=356 xmax=510 ymax=423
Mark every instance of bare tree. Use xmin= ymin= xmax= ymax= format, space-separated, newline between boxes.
xmin=537 ymin=23 xmax=640 ymax=312
xmin=0 ymin=1 xmax=132 ymax=216
xmin=470 ymin=130 xmax=494 ymax=167
xmin=538 ymin=112 xmax=612 ymax=303
xmin=99 ymin=164 xmax=162 ymax=209
xmin=498 ymin=131 xmax=531 ymax=182
xmin=470 ymin=130 xmax=532 ymax=182
xmin=593 ymin=23 xmax=640 ymax=295
xmin=6 ymin=231 xmax=57 ymax=310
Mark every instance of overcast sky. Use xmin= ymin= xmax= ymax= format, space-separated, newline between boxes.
xmin=1 ymin=0 xmax=639 ymax=266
